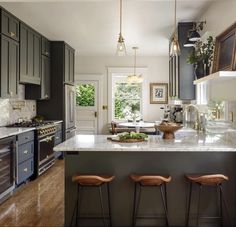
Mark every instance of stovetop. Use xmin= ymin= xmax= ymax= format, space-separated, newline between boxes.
xmin=7 ymin=121 xmax=54 ymax=128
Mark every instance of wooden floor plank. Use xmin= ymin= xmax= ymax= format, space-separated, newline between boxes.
xmin=0 ymin=160 xmax=64 ymax=227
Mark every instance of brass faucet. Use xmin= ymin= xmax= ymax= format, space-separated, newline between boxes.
xmin=183 ymin=104 xmax=200 ymax=130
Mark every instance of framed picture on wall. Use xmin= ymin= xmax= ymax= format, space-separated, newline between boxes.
xmin=213 ymin=22 xmax=236 ymax=72
xmin=150 ymin=83 xmax=168 ymax=104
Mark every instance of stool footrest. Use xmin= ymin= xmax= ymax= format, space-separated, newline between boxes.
xmin=77 ymin=215 xmax=110 ymax=219
xmin=136 ymin=214 xmax=168 ymax=219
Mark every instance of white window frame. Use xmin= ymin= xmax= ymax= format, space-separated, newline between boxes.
xmin=108 ymin=67 xmax=148 ymax=122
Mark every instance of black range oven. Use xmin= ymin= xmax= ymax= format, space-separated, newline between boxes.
xmin=36 ymin=125 xmax=56 ymax=176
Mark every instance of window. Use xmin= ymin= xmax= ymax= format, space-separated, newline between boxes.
xmin=76 ymin=84 xmax=95 ymax=107
xmin=112 ymin=75 xmax=142 ymax=121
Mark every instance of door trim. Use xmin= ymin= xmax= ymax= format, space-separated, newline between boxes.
xmin=75 ymin=74 xmax=103 ymax=134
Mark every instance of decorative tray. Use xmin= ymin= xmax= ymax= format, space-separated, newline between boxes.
xmin=107 ymin=132 xmax=148 ymax=143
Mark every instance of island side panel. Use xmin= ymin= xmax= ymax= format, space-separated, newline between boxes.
xmin=65 ymin=152 xmax=236 ymax=227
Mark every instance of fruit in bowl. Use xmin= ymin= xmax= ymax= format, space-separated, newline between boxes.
xmin=155 ymin=121 xmax=183 ymax=139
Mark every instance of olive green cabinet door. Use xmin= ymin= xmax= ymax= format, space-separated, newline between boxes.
xmin=64 ymin=45 xmax=70 ymax=84
xmin=20 ymin=23 xmax=41 ymax=85
xmin=41 ymin=56 xmax=50 ymax=99
xmin=1 ymin=10 xmax=19 ymax=41
xmin=1 ymin=35 xmax=18 ymax=98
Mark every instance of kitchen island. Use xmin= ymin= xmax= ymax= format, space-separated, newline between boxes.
xmin=54 ymin=129 xmax=236 ymax=227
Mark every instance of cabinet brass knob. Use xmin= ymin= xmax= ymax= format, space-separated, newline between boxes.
xmin=23 ymin=168 xmax=28 ymax=172
xmin=10 ymin=32 xmax=15 ymax=37
xmin=23 ymin=150 xmax=28 ymax=154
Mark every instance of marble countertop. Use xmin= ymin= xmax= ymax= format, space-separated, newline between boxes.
xmin=54 ymin=128 xmax=236 ymax=152
xmin=0 ymin=127 xmax=35 ymax=140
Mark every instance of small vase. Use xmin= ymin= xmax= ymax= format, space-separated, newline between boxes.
xmin=194 ymin=61 xmax=205 ymax=79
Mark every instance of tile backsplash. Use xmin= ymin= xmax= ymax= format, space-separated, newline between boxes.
xmin=0 ymin=85 xmax=36 ymax=126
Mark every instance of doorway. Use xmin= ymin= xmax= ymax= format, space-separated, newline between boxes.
xmin=75 ymin=74 xmax=103 ymax=134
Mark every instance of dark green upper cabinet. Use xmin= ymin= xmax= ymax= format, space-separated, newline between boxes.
xmin=42 ymin=36 xmax=50 ymax=57
xmin=25 ymin=55 xmax=50 ymax=100
xmin=169 ymin=22 xmax=195 ymax=101
xmin=64 ymin=44 xmax=75 ymax=84
xmin=1 ymin=9 xmax=19 ymax=42
xmin=20 ymin=23 xmax=41 ymax=85
xmin=0 ymin=35 xmax=19 ymax=98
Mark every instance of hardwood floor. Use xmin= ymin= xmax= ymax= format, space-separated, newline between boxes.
xmin=0 ymin=160 xmax=64 ymax=227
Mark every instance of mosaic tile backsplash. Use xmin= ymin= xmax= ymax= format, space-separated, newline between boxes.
xmin=0 ymin=85 xmax=36 ymax=126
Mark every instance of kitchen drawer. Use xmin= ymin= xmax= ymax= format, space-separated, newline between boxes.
xmin=17 ymin=158 xmax=34 ymax=185
xmin=54 ymin=131 xmax=62 ymax=146
xmin=18 ymin=131 xmax=34 ymax=145
xmin=18 ymin=141 xmax=34 ymax=164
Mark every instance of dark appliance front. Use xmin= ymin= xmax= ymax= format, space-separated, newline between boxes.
xmin=36 ymin=128 xmax=55 ymax=176
xmin=0 ymin=136 xmax=15 ymax=200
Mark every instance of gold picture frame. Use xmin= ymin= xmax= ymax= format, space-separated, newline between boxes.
xmin=150 ymin=83 xmax=168 ymax=104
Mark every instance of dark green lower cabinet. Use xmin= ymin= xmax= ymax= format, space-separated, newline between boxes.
xmin=0 ymin=35 xmax=19 ymax=98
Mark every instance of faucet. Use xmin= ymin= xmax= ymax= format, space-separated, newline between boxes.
xmin=183 ymin=104 xmax=200 ymax=130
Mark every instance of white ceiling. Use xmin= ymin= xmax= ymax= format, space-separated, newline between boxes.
xmin=0 ymin=0 xmax=216 ymax=56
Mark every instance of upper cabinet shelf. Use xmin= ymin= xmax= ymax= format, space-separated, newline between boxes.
xmin=193 ymin=71 xmax=236 ymax=85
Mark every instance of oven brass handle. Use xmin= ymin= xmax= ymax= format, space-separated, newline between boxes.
xmin=23 ymin=168 xmax=28 ymax=172
xmin=23 ymin=150 xmax=28 ymax=154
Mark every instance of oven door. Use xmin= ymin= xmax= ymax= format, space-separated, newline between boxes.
xmin=38 ymin=134 xmax=55 ymax=166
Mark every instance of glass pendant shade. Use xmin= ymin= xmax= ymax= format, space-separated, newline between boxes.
xmin=189 ymin=30 xmax=201 ymax=42
xmin=170 ymin=36 xmax=181 ymax=56
xmin=116 ymin=33 xmax=126 ymax=56
xmin=127 ymin=47 xmax=143 ymax=83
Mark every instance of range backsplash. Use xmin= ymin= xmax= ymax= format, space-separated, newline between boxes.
xmin=0 ymin=85 xmax=36 ymax=126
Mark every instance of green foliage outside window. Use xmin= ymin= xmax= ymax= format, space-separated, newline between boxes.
xmin=114 ymin=83 xmax=141 ymax=120
xmin=76 ymin=84 xmax=95 ymax=106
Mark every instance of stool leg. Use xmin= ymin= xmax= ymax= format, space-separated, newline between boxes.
xmin=99 ymin=185 xmax=106 ymax=227
xmin=134 ymin=184 xmax=142 ymax=227
xmin=132 ymin=182 xmax=137 ymax=227
xmin=70 ymin=184 xmax=80 ymax=227
xmin=220 ymin=184 xmax=232 ymax=227
xmin=107 ymin=183 xmax=112 ymax=227
xmin=218 ymin=185 xmax=223 ymax=227
xmin=160 ymin=184 xmax=170 ymax=227
xmin=186 ymin=182 xmax=193 ymax=227
xmin=196 ymin=185 xmax=203 ymax=227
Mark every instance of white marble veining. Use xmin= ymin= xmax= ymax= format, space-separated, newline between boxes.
xmin=0 ymin=127 xmax=35 ymax=140
xmin=54 ymin=128 xmax=236 ymax=152
xmin=0 ymin=85 xmax=36 ymax=126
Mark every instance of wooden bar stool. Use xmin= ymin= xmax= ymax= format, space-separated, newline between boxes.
xmin=130 ymin=174 xmax=172 ymax=227
xmin=185 ymin=174 xmax=230 ymax=227
xmin=70 ymin=174 xmax=115 ymax=227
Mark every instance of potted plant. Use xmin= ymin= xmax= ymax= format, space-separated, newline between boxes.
xmin=187 ymin=36 xmax=215 ymax=79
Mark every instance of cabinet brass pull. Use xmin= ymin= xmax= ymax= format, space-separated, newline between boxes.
xmin=10 ymin=32 xmax=15 ymax=37
xmin=45 ymin=94 xmax=48 ymax=99
xmin=56 ymin=137 xmax=60 ymax=139
xmin=45 ymin=51 xmax=49 ymax=55
xmin=94 ymin=111 xmax=98 ymax=118
xmin=23 ymin=150 xmax=28 ymax=154
xmin=23 ymin=168 xmax=28 ymax=172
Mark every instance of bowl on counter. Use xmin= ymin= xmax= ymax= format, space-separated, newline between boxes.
xmin=155 ymin=122 xmax=183 ymax=139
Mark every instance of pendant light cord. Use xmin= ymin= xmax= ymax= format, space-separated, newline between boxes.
xmin=134 ymin=48 xmax=136 ymax=76
xmin=174 ymin=0 xmax=177 ymax=38
xmin=120 ymin=0 xmax=122 ymax=34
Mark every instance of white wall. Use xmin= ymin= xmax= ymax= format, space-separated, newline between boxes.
xmin=199 ymin=0 xmax=236 ymax=37
xmin=75 ymin=56 xmax=169 ymax=133
xmin=198 ymin=0 xmax=236 ymax=102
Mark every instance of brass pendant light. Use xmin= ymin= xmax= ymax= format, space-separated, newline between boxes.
xmin=170 ymin=0 xmax=181 ymax=57
xmin=116 ymin=0 xmax=127 ymax=56
xmin=127 ymin=47 xmax=143 ymax=83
